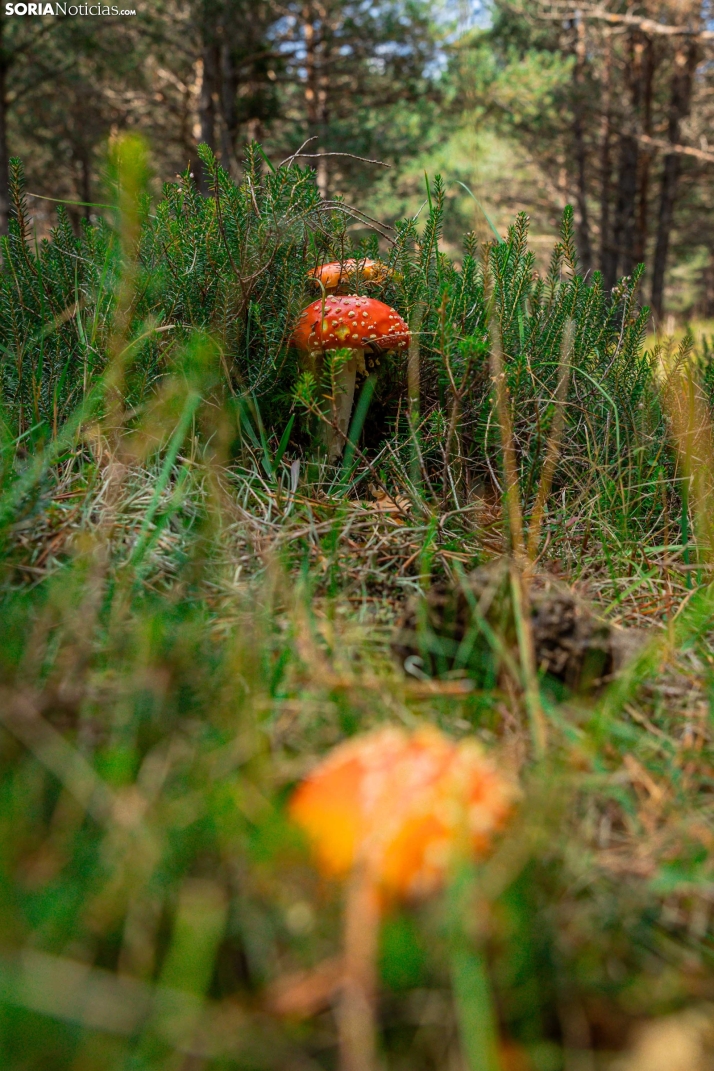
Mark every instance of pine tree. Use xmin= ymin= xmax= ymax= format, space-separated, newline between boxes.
xmin=459 ymin=0 xmax=714 ymax=317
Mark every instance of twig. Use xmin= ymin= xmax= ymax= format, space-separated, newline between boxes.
xmin=527 ymin=320 xmax=574 ymax=562
xmin=279 ymin=137 xmax=319 ymax=168
xmin=488 ymin=321 xmax=548 ymax=755
xmin=408 ymin=303 xmax=424 ymax=492
xmin=490 ymin=323 xmax=526 ymax=562
xmin=637 ymin=133 xmax=714 ymax=166
xmin=509 ymin=564 xmax=549 ymax=759
xmin=528 ymin=2 xmax=714 ymax=42
xmin=287 ymin=152 xmax=391 ymax=168
xmin=27 ymin=191 xmax=115 ymax=210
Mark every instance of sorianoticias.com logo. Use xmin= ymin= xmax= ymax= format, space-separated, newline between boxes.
xmin=5 ymin=2 xmax=136 ymax=12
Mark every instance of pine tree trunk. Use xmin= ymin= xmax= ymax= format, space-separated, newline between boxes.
xmin=199 ymin=46 xmax=218 ymax=150
xmin=197 ymin=40 xmax=218 ymax=194
xmin=80 ymin=152 xmax=92 ymax=221
xmin=303 ymin=1 xmax=329 ymax=197
xmin=598 ymin=33 xmax=615 ymax=286
xmin=651 ymin=42 xmax=698 ymax=320
xmin=633 ymin=37 xmax=655 ymax=267
xmin=0 ymin=19 xmax=9 ymax=237
xmin=304 ymin=3 xmax=319 ymax=141
xmin=651 ymin=152 xmax=681 ymax=320
xmin=316 ymin=47 xmax=329 ymax=198
xmin=605 ymin=132 xmax=638 ymax=285
xmin=616 ymin=34 xmax=648 ymax=281
xmin=220 ymin=40 xmax=241 ymax=176
xmin=602 ymin=33 xmax=653 ymax=288
xmin=702 ymin=250 xmax=714 ymax=318
xmin=572 ymin=14 xmax=592 ymax=274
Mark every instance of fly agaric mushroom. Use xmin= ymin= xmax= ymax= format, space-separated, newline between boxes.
xmin=290 ymin=725 xmax=516 ymax=901
xmin=289 ymin=726 xmax=517 ymax=1071
xmin=309 ymin=259 xmax=393 ymax=294
xmin=291 ymin=295 xmax=409 ymax=462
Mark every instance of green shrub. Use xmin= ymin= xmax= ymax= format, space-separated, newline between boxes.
xmin=0 ymin=139 xmax=683 ymax=550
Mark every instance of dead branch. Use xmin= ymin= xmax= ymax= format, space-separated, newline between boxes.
xmin=527 ymin=2 xmax=714 ymax=43
xmin=637 ymin=132 xmax=714 ymax=165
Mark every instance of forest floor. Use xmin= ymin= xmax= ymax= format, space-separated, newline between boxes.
xmin=4 ymin=436 xmax=714 ymax=1071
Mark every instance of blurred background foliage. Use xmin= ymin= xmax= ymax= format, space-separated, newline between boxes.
xmin=4 ymin=0 xmax=714 ymax=321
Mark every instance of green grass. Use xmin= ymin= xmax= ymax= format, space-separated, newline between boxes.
xmin=2 ymin=136 xmax=714 ymax=1071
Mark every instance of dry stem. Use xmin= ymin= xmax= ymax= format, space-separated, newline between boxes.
xmin=527 ymin=320 xmax=574 ymax=563
xmin=338 ymin=869 xmax=380 ymax=1071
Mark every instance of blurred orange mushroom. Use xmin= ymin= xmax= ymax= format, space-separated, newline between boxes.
xmin=309 ymin=258 xmax=393 ymax=294
xmin=289 ymin=726 xmax=517 ymax=1071
xmin=291 ymin=726 xmax=515 ymax=900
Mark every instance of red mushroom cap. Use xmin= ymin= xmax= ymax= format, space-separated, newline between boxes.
xmin=289 ymin=726 xmax=518 ymax=900
xmin=309 ymin=259 xmax=392 ymax=293
xmin=292 ymin=295 xmax=409 ymax=356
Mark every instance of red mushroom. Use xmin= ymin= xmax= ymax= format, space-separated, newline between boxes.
xmin=292 ymin=295 xmax=409 ymax=461
xmin=288 ymin=726 xmax=518 ymax=1068
xmin=290 ymin=725 xmax=517 ymax=899
xmin=309 ymin=259 xmax=393 ymax=294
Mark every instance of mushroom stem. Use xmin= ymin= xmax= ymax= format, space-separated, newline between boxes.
xmin=338 ymin=868 xmax=380 ymax=1071
xmin=326 ymin=351 xmax=362 ymax=462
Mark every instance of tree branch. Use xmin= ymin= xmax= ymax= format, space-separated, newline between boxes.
xmin=528 ymin=2 xmax=714 ymax=43
xmin=638 ymin=132 xmax=714 ymax=166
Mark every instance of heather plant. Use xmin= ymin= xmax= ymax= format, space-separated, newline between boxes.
xmin=0 ymin=137 xmax=673 ymax=560
xmin=386 ymin=189 xmax=662 ymax=549
xmin=0 ymin=141 xmax=342 ymax=446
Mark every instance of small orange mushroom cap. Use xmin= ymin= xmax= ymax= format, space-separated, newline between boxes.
xmin=310 ymin=259 xmax=392 ymax=293
xmin=289 ymin=727 xmax=517 ymax=901
xmin=291 ymin=295 xmax=409 ymax=357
